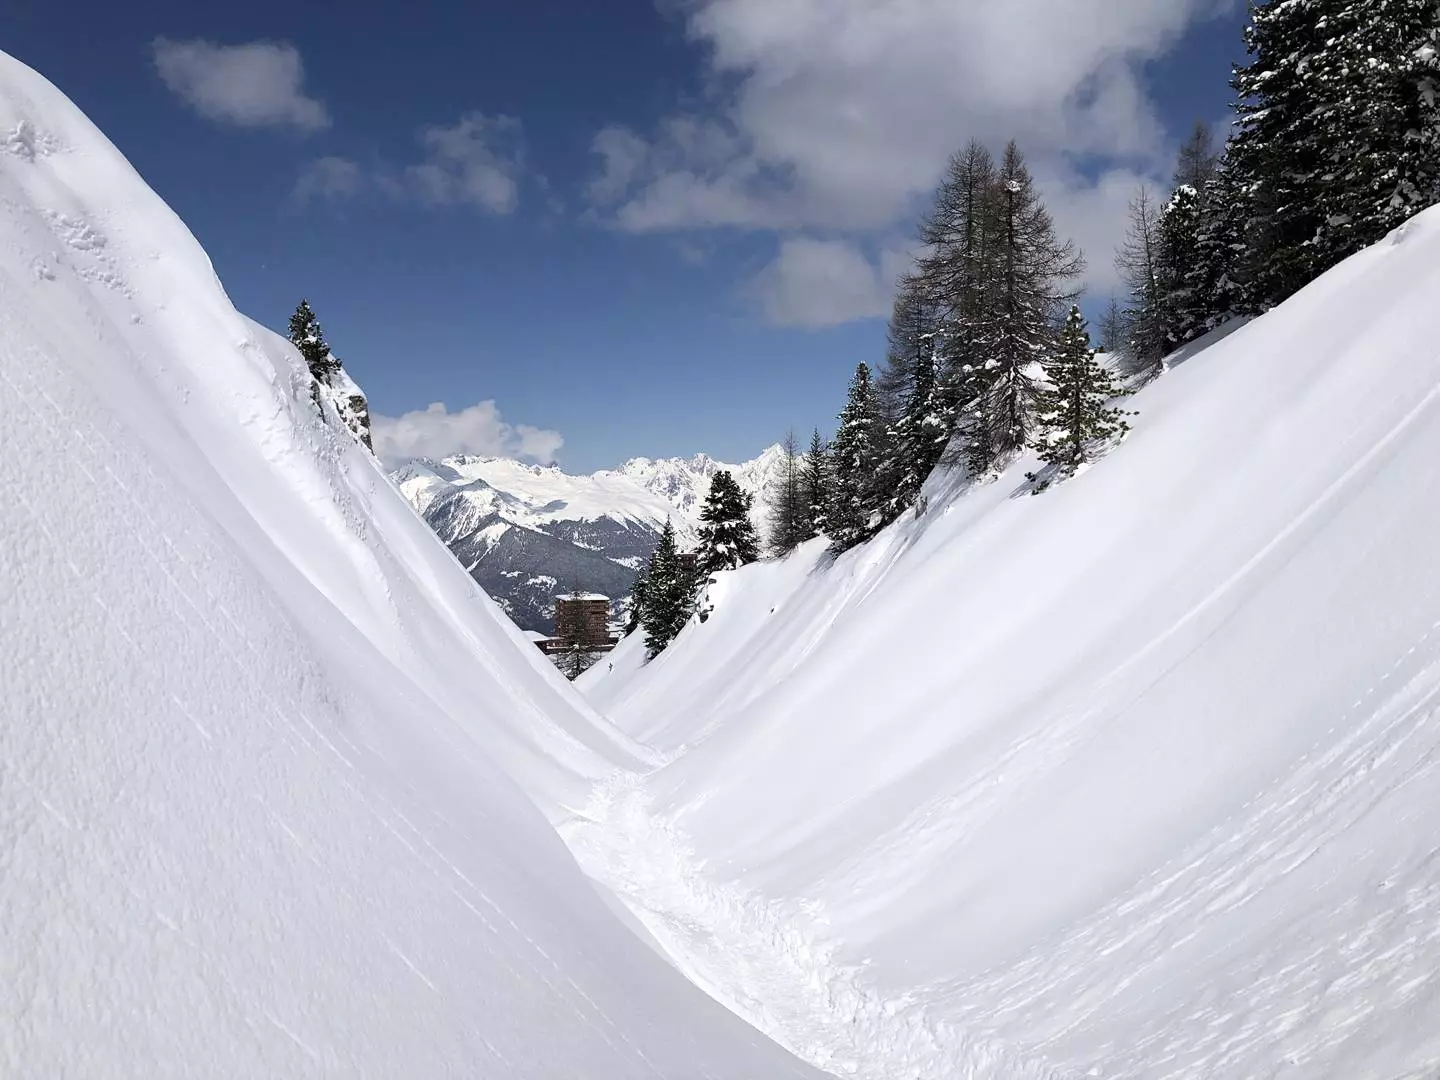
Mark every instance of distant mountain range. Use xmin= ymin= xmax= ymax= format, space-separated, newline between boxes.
xmin=391 ymin=447 xmax=786 ymax=634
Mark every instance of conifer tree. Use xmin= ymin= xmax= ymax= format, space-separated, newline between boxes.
xmin=1030 ymin=307 xmax=1132 ymax=479
xmin=1098 ymin=296 xmax=1129 ymax=357
xmin=288 ymin=299 xmax=342 ymax=382
xmin=767 ymin=431 xmax=808 ymax=557
xmin=623 ymin=566 xmax=648 ymax=636
xmin=1187 ymin=161 xmax=1253 ymax=328
xmin=1174 ymin=120 xmax=1220 ymax=190
xmin=1116 ymin=186 xmax=1168 ymax=374
xmin=827 ymin=363 xmax=882 ymax=551
xmin=641 ymin=519 xmax=691 ymax=659
xmin=1157 ymin=184 xmax=1205 ymax=348
xmin=801 ymin=428 xmax=830 ymax=539
xmin=887 ymin=336 xmax=949 ymax=517
xmin=969 ymin=143 xmax=1083 ymax=470
xmin=696 ymin=471 xmax=760 ymax=577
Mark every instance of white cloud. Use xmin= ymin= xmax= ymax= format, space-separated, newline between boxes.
xmin=153 ymin=38 xmax=329 ymax=132
xmin=372 ymin=401 xmax=564 ymax=466
xmin=752 ymin=238 xmax=914 ymax=328
xmin=587 ymin=0 xmax=1237 ymax=321
xmin=293 ymin=156 xmax=363 ymax=203
xmin=291 ymin=114 xmax=531 ymax=215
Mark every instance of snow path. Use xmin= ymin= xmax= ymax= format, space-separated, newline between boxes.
xmin=561 ymin=771 xmax=1072 ymax=1080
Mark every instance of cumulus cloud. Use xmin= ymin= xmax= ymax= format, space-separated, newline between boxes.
xmin=752 ymin=238 xmax=914 ymax=328
xmin=292 ymin=114 xmax=532 ymax=215
xmin=372 ymin=401 xmax=564 ymax=466
xmin=153 ymin=38 xmax=329 ymax=132
xmin=587 ymin=0 xmax=1236 ymax=321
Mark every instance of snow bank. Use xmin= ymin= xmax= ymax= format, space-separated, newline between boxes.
xmin=0 ymin=50 xmax=820 ymax=1079
xmin=583 ymin=208 xmax=1440 ymax=1078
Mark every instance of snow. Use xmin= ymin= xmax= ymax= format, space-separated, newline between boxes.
xmin=400 ymin=444 xmax=789 ymax=544
xmin=0 ymin=50 xmax=822 ymax=1079
xmin=579 ymin=208 xmax=1440 ymax=1078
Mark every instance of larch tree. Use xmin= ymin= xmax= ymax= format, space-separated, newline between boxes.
xmin=766 ymin=431 xmax=809 ymax=557
xmin=1116 ymin=185 xmax=1168 ymax=375
xmin=969 ymin=142 xmax=1083 ymax=471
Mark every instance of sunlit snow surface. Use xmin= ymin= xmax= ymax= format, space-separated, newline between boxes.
xmin=0 ymin=50 xmax=823 ymax=1079
xmin=580 ymin=209 xmax=1440 ymax=1077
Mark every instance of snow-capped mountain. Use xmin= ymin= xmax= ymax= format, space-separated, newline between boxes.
xmin=390 ymin=445 xmax=787 ymax=633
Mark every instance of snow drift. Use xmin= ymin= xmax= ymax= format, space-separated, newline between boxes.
xmin=0 ymin=51 xmax=822 ymax=1079
xmin=580 ymin=208 xmax=1440 ymax=1077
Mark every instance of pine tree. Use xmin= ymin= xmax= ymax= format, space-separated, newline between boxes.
xmin=887 ymin=336 xmax=949 ymax=517
xmin=1029 ymin=307 xmax=1132 ymax=480
xmin=288 ymin=299 xmax=341 ymax=382
xmin=623 ymin=566 xmax=648 ymax=636
xmin=1116 ymin=186 xmax=1168 ymax=375
xmin=1187 ymin=161 xmax=1254 ymax=329
xmin=767 ymin=431 xmax=808 ymax=557
xmin=1228 ymin=0 xmax=1440 ymax=309
xmin=969 ymin=142 xmax=1083 ymax=470
xmin=801 ymin=428 xmax=830 ymax=539
xmin=1157 ymin=184 xmax=1205 ymax=348
xmin=696 ymin=471 xmax=760 ymax=577
xmin=827 ymin=363 xmax=882 ymax=551
xmin=641 ymin=519 xmax=691 ymax=659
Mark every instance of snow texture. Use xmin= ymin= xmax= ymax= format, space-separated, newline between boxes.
xmin=581 ymin=208 xmax=1440 ymax=1079
xmin=0 ymin=50 xmax=822 ymax=1080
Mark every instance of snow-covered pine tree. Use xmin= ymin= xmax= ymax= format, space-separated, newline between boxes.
xmin=968 ymin=143 xmax=1083 ymax=472
xmin=1029 ymin=306 xmax=1132 ymax=480
xmin=1229 ymin=0 xmax=1440 ymax=310
xmin=887 ymin=336 xmax=949 ymax=518
xmin=288 ymin=299 xmax=342 ymax=382
xmin=1116 ymin=185 xmax=1168 ymax=375
xmin=766 ymin=431 xmax=808 ymax=557
xmin=641 ymin=519 xmax=691 ymax=659
xmin=1186 ymin=160 xmax=1254 ymax=330
xmin=802 ymin=428 xmax=830 ymax=539
xmin=1309 ymin=0 xmax=1440 ymax=273
xmin=1157 ymin=184 xmax=1205 ymax=348
xmin=827 ymin=363 xmax=882 ymax=552
xmin=696 ymin=470 xmax=760 ymax=577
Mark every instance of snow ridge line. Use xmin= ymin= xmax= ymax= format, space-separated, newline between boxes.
xmin=561 ymin=771 xmax=1075 ymax=1080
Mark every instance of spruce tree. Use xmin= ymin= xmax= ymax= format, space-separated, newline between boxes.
xmin=1157 ymin=184 xmax=1205 ymax=348
xmin=288 ymin=299 xmax=341 ymax=382
xmin=696 ymin=471 xmax=760 ymax=577
xmin=623 ymin=566 xmax=648 ymax=636
xmin=887 ymin=336 xmax=949 ymax=517
xmin=801 ymin=428 xmax=830 ymax=539
xmin=1187 ymin=161 xmax=1253 ymax=329
xmin=641 ymin=519 xmax=691 ymax=659
xmin=969 ymin=142 xmax=1083 ymax=471
xmin=767 ymin=431 xmax=808 ymax=557
xmin=827 ymin=363 xmax=882 ymax=551
xmin=1030 ymin=307 xmax=1132 ymax=479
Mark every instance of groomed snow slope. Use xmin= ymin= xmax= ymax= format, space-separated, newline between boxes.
xmin=0 ymin=51 xmax=824 ymax=1079
xmin=580 ymin=209 xmax=1440 ymax=1078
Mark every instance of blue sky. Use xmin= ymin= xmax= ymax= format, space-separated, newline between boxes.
xmin=3 ymin=0 xmax=1249 ymax=472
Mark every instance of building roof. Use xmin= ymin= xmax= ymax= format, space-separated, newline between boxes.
xmin=555 ymin=593 xmax=611 ymax=602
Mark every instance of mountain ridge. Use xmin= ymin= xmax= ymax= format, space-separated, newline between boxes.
xmin=390 ymin=444 xmax=787 ymax=633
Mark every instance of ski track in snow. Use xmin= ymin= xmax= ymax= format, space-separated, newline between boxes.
xmin=563 ymin=772 xmax=1075 ymax=1080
